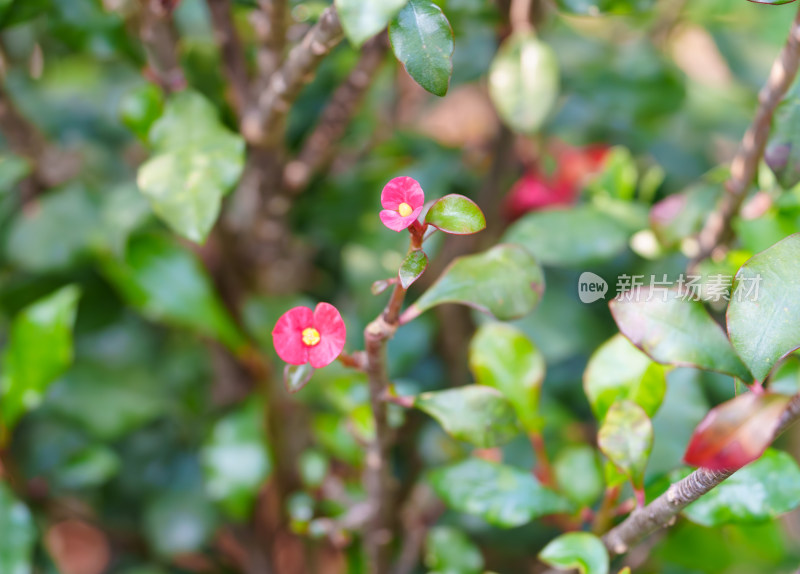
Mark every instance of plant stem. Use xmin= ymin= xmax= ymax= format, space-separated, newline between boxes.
xmin=529 ymin=432 xmax=554 ymax=486
xmin=693 ymin=3 xmax=800 ymax=267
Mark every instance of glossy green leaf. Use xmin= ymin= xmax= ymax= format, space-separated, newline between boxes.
xmin=728 ymin=234 xmax=800 ymax=382
xmin=583 ymin=334 xmax=667 ymax=421
xmin=335 ymin=0 xmax=408 ymax=47
xmin=597 ymin=400 xmax=652 ymax=489
xmin=488 ymin=31 xmax=559 ymax=135
xmin=428 ymin=458 xmax=571 ymax=528
xmin=389 ymin=0 xmax=454 ymax=97
xmin=503 ymin=205 xmax=631 ymax=267
xmin=539 ymin=532 xmax=609 ymax=574
xmin=144 ymin=491 xmax=217 ymax=556
xmin=424 ymin=526 xmax=484 ymax=574
xmin=555 ymin=0 xmax=656 ymax=15
xmin=399 ymin=249 xmax=428 ymax=289
xmin=284 ymin=363 xmax=315 ymax=393
xmin=413 ymin=386 xmax=520 ymax=447
xmin=680 ymin=449 xmax=800 ymax=526
xmin=0 ymin=482 xmax=35 ymax=574
xmin=610 ymin=289 xmax=752 ymax=381
xmin=1 ymin=285 xmax=80 ymax=430
xmin=137 ymin=90 xmax=245 ymax=243
xmin=468 ymin=322 xmax=545 ymax=432
xmin=424 ymin=194 xmax=486 ymax=235
xmin=202 ymin=401 xmax=272 ymax=520
xmin=101 ymin=234 xmax=246 ymax=352
xmin=405 ymin=244 xmax=544 ymax=321
xmin=554 ymin=445 xmax=604 ymax=507
xmin=119 ymin=83 xmax=164 ymax=141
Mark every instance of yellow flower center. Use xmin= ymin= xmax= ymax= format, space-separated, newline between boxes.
xmin=398 ymin=202 xmax=413 ymax=217
xmin=301 ymin=327 xmax=321 ymax=347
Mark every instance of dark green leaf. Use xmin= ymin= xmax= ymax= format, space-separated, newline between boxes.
xmin=554 ymin=445 xmax=604 ymax=507
xmin=610 ymin=289 xmax=752 ymax=381
xmin=728 ymin=234 xmax=800 ymax=382
xmin=137 ymin=90 xmax=245 ymax=243
xmin=583 ymin=334 xmax=667 ymax=421
xmin=488 ymin=31 xmax=559 ymax=135
xmin=389 ymin=0 xmax=454 ymax=97
xmin=428 ymin=458 xmax=571 ymax=528
xmin=0 ymin=0 xmax=50 ymax=29
xmin=1 ymin=285 xmax=80 ymax=430
xmin=0 ymin=482 xmax=35 ymax=574
xmin=335 ymin=0 xmax=408 ymax=47
xmin=424 ymin=194 xmax=486 ymax=235
xmin=469 ymin=322 xmax=545 ymax=432
xmin=424 ymin=526 xmax=484 ymax=574
xmin=680 ymin=449 xmax=800 ymax=526
xmin=404 ymin=244 xmax=544 ymax=321
xmin=101 ymin=234 xmax=247 ymax=352
xmin=503 ymin=205 xmax=631 ymax=267
xmin=201 ymin=401 xmax=272 ymax=520
xmin=539 ymin=532 xmax=609 ymax=574
xmin=597 ymin=400 xmax=652 ymax=489
xmin=398 ymin=250 xmax=428 ymax=289
xmin=413 ymin=386 xmax=520 ymax=447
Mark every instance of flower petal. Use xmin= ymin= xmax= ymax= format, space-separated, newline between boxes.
xmin=272 ymin=306 xmax=313 ymax=365
xmin=380 ymin=209 xmax=419 ymax=232
xmin=381 ymin=176 xmax=424 ymax=210
xmin=308 ymin=303 xmax=346 ymax=368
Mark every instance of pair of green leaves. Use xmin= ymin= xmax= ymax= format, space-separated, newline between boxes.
xmin=336 ymin=0 xmax=455 ymax=97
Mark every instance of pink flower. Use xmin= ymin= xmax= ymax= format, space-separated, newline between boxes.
xmin=379 ymin=177 xmax=425 ymax=232
xmin=272 ymin=303 xmax=346 ymax=368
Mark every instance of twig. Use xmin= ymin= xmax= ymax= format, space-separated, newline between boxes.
xmin=391 ymin=483 xmax=446 ymax=574
xmin=509 ymin=0 xmax=534 ymax=33
xmin=242 ymin=5 xmax=343 ymax=147
xmin=139 ymin=0 xmax=186 ymax=92
xmin=602 ymin=393 xmax=800 ymax=555
xmin=693 ymin=4 xmax=800 ymax=266
xmin=207 ymin=0 xmax=250 ymax=117
xmin=283 ymin=33 xmax=389 ymax=192
xmin=252 ymin=0 xmax=288 ymax=90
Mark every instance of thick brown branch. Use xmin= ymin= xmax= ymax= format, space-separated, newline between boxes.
xmin=207 ymin=0 xmax=250 ymax=117
xmin=252 ymin=0 xmax=288 ymax=87
xmin=139 ymin=0 xmax=186 ymax=92
xmin=693 ymin=4 xmax=800 ymax=265
xmin=242 ymin=5 xmax=343 ymax=147
xmin=283 ymin=33 xmax=388 ymax=191
xmin=602 ymin=393 xmax=800 ymax=555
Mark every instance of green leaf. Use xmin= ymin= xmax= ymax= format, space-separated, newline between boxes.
xmin=201 ymin=401 xmax=272 ymax=521
xmin=424 ymin=526 xmax=484 ymax=574
xmin=539 ymin=532 xmax=609 ymax=574
xmin=119 ymin=83 xmax=164 ymax=141
xmin=554 ymin=0 xmax=656 ymax=16
xmin=583 ymin=334 xmax=667 ymax=421
xmin=0 ymin=0 xmax=50 ymax=29
xmin=728 ymin=234 xmax=800 ymax=382
xmin=144 ymin=491 xmax=218 ymax=557
xmin=428 ymin=458 xmax=571 ymax=528
xmin=55 ymin=445 xmax=120 ymax=490
xmin=488 ymin=31 xmax=559 ymax=135
xmin=399 ymin=249 xmax=428 ymax=289
xmin=0 ymin=482 xmax=35 ymax=574
xmin=553 ymin=445 xmax=604 ymax=507
xmin=585 ymin=147 xmax=637 ymax=201
xmin=597 ymin=400 xmax=652 ymax=489
xmin=610 ymin=289 xmax=752 ymax=381
xmin=424 ymin=194 xmax=486 ymax=235
xmin=137 ymin=90 xmax=245 ymax=243
xmin=680 ymin=449 xmax=800 ymax=526
xmin=284 ymin=363 xmax=315 ymax=393
xmin=413 ymin=386 xmax=520 ymax=448
xmin=101 ymin=233 xmax=247 ymax=352
xmin=389 ymin=0 xmax=453 ymax=97
xmin=1 ymin=285 xmax=80 ymax=430
xmin=468 ymin=322 xmax=545 ymax=432
xmin=405 ymin=244 xmax=544 ymax=321
xmin=503 ymin=205 xmax=631 ymax=267
xmin=335 ymin=0 xmax=408 ymax=47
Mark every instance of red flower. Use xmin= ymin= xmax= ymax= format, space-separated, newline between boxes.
xmin=503 ymin=172 xmax=576 ymax=220
xmin=272 ymin=303 xmax=346 ymax=368
xmin=379 ymin=176 xmax=425 ymax=232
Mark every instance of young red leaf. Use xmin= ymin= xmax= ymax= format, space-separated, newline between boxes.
xmin=684 ymin=392 xmax=790 ymax=471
